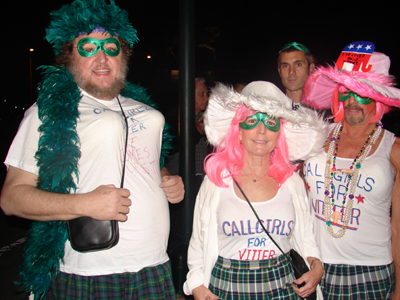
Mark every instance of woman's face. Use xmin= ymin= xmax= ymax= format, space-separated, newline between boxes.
xmin=239 ymin=113 xmax=280 ymax=158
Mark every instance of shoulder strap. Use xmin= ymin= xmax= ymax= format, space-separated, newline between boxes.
xmin=232 ymin=177 xmax=286 ymax=256
xmin=231 ymin=177 xmax=309 ymax=277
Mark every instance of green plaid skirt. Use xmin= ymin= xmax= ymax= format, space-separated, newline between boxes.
xmin=43 ymin=261 xmax=175 ymax=299
xmin=322 ymin=262 xmax=395 ymax=300
xmin=209 ymin=255 xmax=300 ymax=299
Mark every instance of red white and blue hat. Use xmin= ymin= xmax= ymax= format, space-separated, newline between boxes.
xmin=302 ymin=41 xmax=400 ymax=109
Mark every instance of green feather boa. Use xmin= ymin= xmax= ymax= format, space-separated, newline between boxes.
xmin=18 ymin=65 xmax=173 ymax=299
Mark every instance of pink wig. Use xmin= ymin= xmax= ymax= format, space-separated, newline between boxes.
xmin=331 ymin=85 xmax=390 ymax=123
xmin=204 ymin=104 xmax=296 ymax=188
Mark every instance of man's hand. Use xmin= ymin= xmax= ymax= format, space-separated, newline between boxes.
xmin=0 ymin=166 xmax=132 ymax=221
xmin=84 ymin=185 xmax=131 ymax=221
xmin=159 ymin=175 xmax=185 ymax=203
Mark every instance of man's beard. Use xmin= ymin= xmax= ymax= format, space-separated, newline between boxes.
xmin=69 ymin=61 xmax=128 ymax=100
xmin=344 ymin=103 xmax=365 ymax=125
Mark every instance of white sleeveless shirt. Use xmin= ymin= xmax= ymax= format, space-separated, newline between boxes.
xmin=217 ymin=178 xmax=295 ymax=260
xmin=303 ymin=129 xmax=395 ymax=266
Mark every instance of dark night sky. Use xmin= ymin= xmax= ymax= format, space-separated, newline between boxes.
xmin=3 ymin=0 xmax=400 ymax=110
xmin=1 ymin=0 xmax=400 ymax=194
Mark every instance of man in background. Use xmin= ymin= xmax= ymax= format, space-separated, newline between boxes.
xmin=278 ymin=41 xmax=315 ymax=110
xmin=165 ymin=77 xmax=210 ymax=179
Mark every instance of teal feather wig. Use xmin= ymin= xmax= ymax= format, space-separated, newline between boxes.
xmin=19 ymin=66 xmax=173 ymax=299
xmin=45 ymin=0 xmax=139 ymax=55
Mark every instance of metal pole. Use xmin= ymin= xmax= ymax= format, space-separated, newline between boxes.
xmin=179 ymin=0 xmax=196 ymax=225
xmin=168 ymin=0 xmax=195 ymax=295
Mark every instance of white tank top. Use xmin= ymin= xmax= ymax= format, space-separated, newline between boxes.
xmin=217 ymin=178 xmax=295 ymax=260
xmin=303 ymin=129 xmax=395 ymax=265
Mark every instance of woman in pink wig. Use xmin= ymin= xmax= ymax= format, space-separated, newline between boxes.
xmin=183 ymin=81 xmax=329 ymax=299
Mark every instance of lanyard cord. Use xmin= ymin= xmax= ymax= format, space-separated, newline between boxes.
xmin=116 ymin=96 xmax=128 ymax=188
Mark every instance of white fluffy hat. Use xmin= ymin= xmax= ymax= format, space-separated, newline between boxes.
xmin=204 ymin=81 xmax=329 ymax=162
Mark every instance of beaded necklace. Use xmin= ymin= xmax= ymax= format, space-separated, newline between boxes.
xmin=324 ymin=122 xmax=382 ymax=238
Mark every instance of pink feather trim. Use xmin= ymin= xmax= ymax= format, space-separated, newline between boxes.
xmin=302 ymin=66 xmax=400 ymax=110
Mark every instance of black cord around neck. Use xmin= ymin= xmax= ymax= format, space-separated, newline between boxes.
xmin=117 ymin=96 xmax=128 ymax=188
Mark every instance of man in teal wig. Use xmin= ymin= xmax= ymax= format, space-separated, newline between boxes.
xmin=0 ymin=0 xmax=184 ymax=299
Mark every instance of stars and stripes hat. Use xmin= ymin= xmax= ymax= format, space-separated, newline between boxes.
xmin=302 ymin=41 xmax=400 ymax=109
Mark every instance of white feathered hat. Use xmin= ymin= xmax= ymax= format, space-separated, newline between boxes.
xmin=204 ymin=81 xmax=329 ymax=162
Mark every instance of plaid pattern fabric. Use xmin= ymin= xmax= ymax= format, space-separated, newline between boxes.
xmin=43 ymin=261 xmax=175 ymax=299
xmin=209 ymin=255 xmax=300 ymax=299
xmin=322 ymin=262 xmax=395 ymax=300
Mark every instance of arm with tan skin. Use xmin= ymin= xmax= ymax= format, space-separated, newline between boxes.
xmin=0 ymin=166 xmax=131 ymax=222
xmin=390 ymin=138 xmax=400 ymax=300
xmin=159 ymin=167 xmax=185 ymax=203
xmin=292 ymin=257 xmax=324 ymax=298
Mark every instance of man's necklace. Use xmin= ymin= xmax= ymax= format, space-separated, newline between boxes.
xmin=323 ymin=122 xmax=382 ymax=238
xmin=286 ymin=94 xmax=300 ymax=110
xmin=292 ymin=99 xmax=300 ymax=111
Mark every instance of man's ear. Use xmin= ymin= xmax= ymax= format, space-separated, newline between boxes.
xmin=309 ymin=63 xmax=315 ymax=74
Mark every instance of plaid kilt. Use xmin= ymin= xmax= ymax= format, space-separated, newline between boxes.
xmin=322 ymin=262 xmax=395 ymax=300
xmin=43 ymin=261 xmax=175 ymax=300
xmin=209 ymin=254 xmax=300 ymax=299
